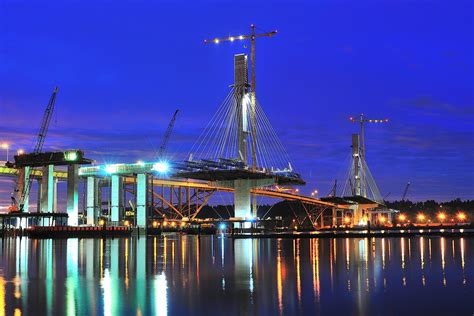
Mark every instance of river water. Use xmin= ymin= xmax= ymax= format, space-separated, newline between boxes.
xmin=0 ymin=235 xmax=472 ymax=315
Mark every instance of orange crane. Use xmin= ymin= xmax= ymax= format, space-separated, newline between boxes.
xmin=204 ymin=24 xmax=277 ymax=171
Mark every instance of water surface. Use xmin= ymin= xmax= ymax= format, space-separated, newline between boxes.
xmin=0 ymin=235 xmax=472 ymax=315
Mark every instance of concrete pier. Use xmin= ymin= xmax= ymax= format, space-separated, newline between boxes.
xmin=86 ymin=177 xmax=99 ymax=225
xmin=136 ymin=173 xmax=147 ymax=228
xmin=110 ymin=175 xmax=122 ymax=223
xmin=41 ymin=165 xmax=55 ymax=213
xmin=67 ymin=165 xmax=79 ymax=226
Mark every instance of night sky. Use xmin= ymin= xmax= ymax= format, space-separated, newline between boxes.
xmin=1 ymin=0 xmax=472 ymax=205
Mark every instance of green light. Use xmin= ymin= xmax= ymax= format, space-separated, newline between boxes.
xmin=65 ymin=151 xmax=78 ymax=161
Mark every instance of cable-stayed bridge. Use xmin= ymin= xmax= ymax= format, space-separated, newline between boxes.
xmin=0 ymin=53 xmax=382 ymax=230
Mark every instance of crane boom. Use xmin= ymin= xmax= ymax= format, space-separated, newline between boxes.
xmin=402 ymin=182 xmax=410 ymax=201
xmin=158 ymin=109 xmax=179 ymax=159
xmin=35 ymin=87 xmax=58 ymax=153
xmin=18 ymin=87 xmax=58 ymax=212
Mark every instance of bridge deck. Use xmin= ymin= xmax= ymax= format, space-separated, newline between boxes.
xmin=0 ymin=166 xmax=345 ymax=209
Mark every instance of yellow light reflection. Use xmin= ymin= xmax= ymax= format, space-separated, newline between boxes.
xmin=441 ymin=237 xmax=445 ymax=271
xmin=460 ymin=238 xmax=466 ymax=285
xmin=0 ymin=276 xmax=5 ymax=316
xmin=311 ymin=239 xmax=320 ymax=302
xmin=296 ymin=239 xmax=301 ymax=304
xmin=276 ymin=240 xmax=283 ymax=314
xmin=401 ymin=238 xmax=405 ymax=270
xmin=196 ymin=237 xmax=200 ymax=287
xmin=345 ymin=238 xmax=350 ymax=271
xmin=163 ymin=237 xmax=167 ymax=272
xmin=451 ymin=239 xmax=455 ymax=259
xmin=171 ymin=241 xmax=175 ymax=267
xmin=381 ymin=238 xmax=386 ymax=270
xmin=100 ymin=239 xmax=104 ymax=278
xmin=125 ymin=238 xmax=129 ymax=289
xmin=181 ymin=237 xmax=186 ymax=268
xmin=441 ymin=237 xmax=446 ymax=286
xmin=420 ymin=237 xmax=424 ymax=270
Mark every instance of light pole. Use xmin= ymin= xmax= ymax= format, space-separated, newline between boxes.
xmin=1 ymin=143 xmax=9 ymax=161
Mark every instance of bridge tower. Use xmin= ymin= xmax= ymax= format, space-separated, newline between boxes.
xmin=352 ymin=134 xmax=361 ymax=196
xmin=222 ymin=54 xmax=274 ymax=227
xmin=234 ymin=54 xmax=250 ymax=164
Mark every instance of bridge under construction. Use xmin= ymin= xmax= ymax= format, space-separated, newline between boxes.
xmin=0 ymin=27 xmax=391 ymax=232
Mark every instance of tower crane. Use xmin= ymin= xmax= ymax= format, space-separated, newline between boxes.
xmin=349 ymin=114 xmax=389 ymax=160
xmin=402 ymin=182 xmax=410 ymax=201
xmin=348 ymin=113 xmax=388 ymax=198
xmin=158 ymin=109 xmax=179 ymax=159
xmin=17 ymin=87 xmax=58 ymax=212
xmin=205 ymin=25 xmax=277 ymax=219
xmin=204 ymin=24 xmax=277 ymax=171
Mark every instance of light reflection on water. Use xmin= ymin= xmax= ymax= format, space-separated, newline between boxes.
xmin=0 ymin=236 xmax=473 ymax=315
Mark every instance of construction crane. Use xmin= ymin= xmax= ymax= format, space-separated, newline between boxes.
xmin=17 ymin=87 xmax=58 ymax=212
xmin=402 ymin=182 xmax=410 ymax=201
xmin=204 ymin=24 xmax=277 ymax=171
xmin=158 ymin=109 xmax=179 ymax=159
xmin=349 ymin=113 xmax=389 ymax=160
xmin=349 ymin=114 xmax=388 ymax=197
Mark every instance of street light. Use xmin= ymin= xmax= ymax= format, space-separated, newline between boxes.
xmin=417 ymin=213 xmax=426 ymax=222
xmin=398 ymin=214 xmax=407 ymax=222
xmin=1 ymin=143 xmax=9 ymax=161
xmin=457 ymin=212 xmax=467 ymax=222
xmin=17 ymin=149 xmax=24 ymax=155
xmin=437 ymin=212 xmax=447 ymax=223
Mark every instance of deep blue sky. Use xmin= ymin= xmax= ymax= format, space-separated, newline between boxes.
xmin=1 ymin=0 xmax=473 ymax=202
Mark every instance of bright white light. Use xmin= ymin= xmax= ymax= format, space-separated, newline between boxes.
xmin=105 ymin=165 xmax=117 ymax=174
xmin=219 ymin=223 xmax=226 ymax=230
xmin=358 ymin=219 xmax=368 ymax=226
xmin=153 ymin=162 xmax=169 ymax=173
xmin=136 ymin=160 xmax=145 ymax=166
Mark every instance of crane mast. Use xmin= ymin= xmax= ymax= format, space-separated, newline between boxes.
xmin=158 ymin=109 xmax=179 ymax=159
xmin=18 ymin=87 xmax=58 ymax=212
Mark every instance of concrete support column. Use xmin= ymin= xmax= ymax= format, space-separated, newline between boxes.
xmin=17 ymin=167 xmax=30 ymax=213
xmin=332 ymin=208 xmax=336 ymax=227
xmin=110 ymin=175 xmax=122 ymax=223
xmin=86 ymin=177 xmax=99 ymax=225
xmin=41 ymin=165 xmax=55 ymax=213
xmin=136 ymin=174 xmax=147 ymax=228
xmin=67 ymin=165 xmax=79 ymax=226
xmin=215 ymin=178 xmax=274 ymax=228
xmin=53 ymin=179 xmax=58 ymax=212
xmin=36 ymin=179 xmax=42 ymax=214
xmin=234 ymin=179 xmax=252 ymax=222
